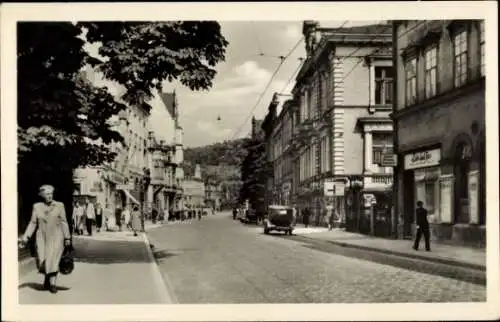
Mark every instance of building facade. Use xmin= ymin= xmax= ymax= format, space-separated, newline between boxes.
xmin=392 ymin=20 xmax=485 ymax=247
xmin=261 ymin=96 xmax=279 ymax=210
xmin=73 ymin=105 xmax=147 ymax=213
xmin=269 ymin=99 xmax=296 ymax=206
xmin=182 ymin=164 xmax=205 ymax=215
xmin=204 ymin=180 xmax=222 ymax=211
xmin=291 ymin=21 xmax=394 ymax=228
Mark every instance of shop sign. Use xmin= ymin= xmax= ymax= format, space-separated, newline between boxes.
xmin=404 ymin=148 xmax=441 ymax=170
xmin=324 ymin=182 xmax=345 ymax=197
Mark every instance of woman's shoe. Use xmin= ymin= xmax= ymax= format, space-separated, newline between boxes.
xmin=49 ymin=285 xmax=58 ymax=294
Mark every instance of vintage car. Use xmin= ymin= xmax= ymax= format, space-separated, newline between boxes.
xmin=263 ymin=205 xmax=296 ymax=235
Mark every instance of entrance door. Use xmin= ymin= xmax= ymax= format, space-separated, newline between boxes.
xmin=454 ymin=142 xmax=471 ymax=223
xmin=403 ymin=170 xmax=415 ymax=239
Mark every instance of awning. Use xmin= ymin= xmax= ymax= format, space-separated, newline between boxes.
xmin=117 ymin=188 xmax=140 ymax=205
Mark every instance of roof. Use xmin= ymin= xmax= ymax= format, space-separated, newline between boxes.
xmin=160 ymin=92 xmax=176 ymax=119
xmin=320 ymin=23 xmax=391 ymax=36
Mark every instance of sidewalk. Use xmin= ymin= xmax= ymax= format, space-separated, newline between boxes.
xmin=303 ymin=228 xmax=486 ymax=270
xmin=18 ymin=230 xmax=172 ymax=304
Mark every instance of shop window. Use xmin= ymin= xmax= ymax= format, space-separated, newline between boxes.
xmin=424 ymin=181 xmax=436 ymax=214
xmin=405 ymin=58 xmax=417 ymax=106
xmin=424 ymin=46 xmax=438 ymax=98
xmin=374 ymin=67 xmax=393 ymax=105
xmin=453 ymin=29 xmax=468 ymax=88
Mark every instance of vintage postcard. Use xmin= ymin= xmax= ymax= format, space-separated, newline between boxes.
xmin=1 ymin=1 xmax=499 ymax=321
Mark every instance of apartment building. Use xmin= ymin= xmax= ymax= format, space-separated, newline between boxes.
xmin=269 ymin=99 xmax=296 ymax=206
xmin=73 ymin=69 xmax=148 ymax=212
xmin=291 ymin=21 xmax=394 ymax=228
xmin=392 ymin=20 xmax=485 ymax=247
xmin=183 ymin=164 xmax=205 ymax=215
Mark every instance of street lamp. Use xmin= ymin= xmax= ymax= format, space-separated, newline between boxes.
xmin=140 ymin=167 xmax=151 ymax=232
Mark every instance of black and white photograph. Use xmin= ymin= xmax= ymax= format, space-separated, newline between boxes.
xmin=1 ymin=2 xmax=498 ymax=321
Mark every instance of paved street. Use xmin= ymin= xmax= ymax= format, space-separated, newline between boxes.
xmin=148 ymin=211 xmax=486 ymax=303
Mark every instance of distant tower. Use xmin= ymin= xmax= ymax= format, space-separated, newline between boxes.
xmin=194 ymin=164 xmax=202 ymax=180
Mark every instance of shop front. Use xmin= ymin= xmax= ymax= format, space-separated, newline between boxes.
xmin=402 ymin=147 xmax=442 ymax=240
xmin=400 ymin=138 xmax=485 ymax=247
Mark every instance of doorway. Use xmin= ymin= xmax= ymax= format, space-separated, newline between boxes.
xmin=454 ymin=141 xmax=471 ymax=223
xmin=403 ymin=170 xmax=415 ymax=239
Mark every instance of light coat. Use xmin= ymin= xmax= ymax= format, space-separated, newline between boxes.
xmin=130 ymin=210 xmax=141 ymax=231
xmin=23 ymin=201 xmax=70 ymax=274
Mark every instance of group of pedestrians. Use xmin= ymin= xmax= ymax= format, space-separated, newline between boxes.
xmin=113 ymin=205 xmax=142 ymax=236
xmin=72 ymin=199 xmax=104 ymax=236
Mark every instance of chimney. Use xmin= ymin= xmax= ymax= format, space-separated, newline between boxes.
xmin=303 ymin=20 xmax=320 ymax=58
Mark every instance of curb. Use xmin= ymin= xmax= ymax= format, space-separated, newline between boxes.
xmin=142 ymin=233 xmax=179 ymax=304
xmin=302 ymin=235 xmax=486 ymax=271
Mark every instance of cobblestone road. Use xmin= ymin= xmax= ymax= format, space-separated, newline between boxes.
xmin=148 ymin=212 xmax=486 ymax=303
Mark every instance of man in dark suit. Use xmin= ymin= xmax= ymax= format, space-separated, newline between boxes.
xmin=413 ymin=201 xmax=431 ymax=251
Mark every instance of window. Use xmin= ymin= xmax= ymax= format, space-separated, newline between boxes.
xmin=479 ymin=21 xmax=485 ymax=77
xmin=453 ymin=30 xmax=468 ymax=87
xmin=374 ymin=67 xmax=393 ymax=105
xmin=424 ymin=181 xmax=436 ymax=214
xmin=424 ymin=47 xmax=438 ymax=98
xmin=372 ymin=133 xmax=393 ymax=166
xmin=405 ymin=58 xmax=417 ymax=106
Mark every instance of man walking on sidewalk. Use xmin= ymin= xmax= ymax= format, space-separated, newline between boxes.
xmin=413 ymin=201 xmax=431 ymax=252
xmin=85 ymin=198 xmax=96 ymax=236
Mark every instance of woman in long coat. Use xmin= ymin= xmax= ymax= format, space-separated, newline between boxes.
xmin=130 ymin=205 xmax=142 ymax=236
xmin=20 ymin=185 xmax=71 ymax=293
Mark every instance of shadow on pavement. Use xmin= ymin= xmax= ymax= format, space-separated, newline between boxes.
xmin=276 ymin=235 xmax=485 ymax=286
xmin=18 ymin=282 xmax=70 ymax=292
xmin=152 ymin=250 xmax=178 ymax=260
xmin=73 ymin=238 xmax=151 ymax=264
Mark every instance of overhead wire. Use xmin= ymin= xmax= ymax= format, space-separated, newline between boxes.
xmin=307 ymin=20 xmax=428 ymax=124
xmin=230 ymin=36 xmax=305 ymax=140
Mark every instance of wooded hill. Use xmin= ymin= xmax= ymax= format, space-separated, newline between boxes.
xmin=183 ymin=138 xmax=247 ymax=181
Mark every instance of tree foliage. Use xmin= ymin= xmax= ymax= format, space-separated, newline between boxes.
xmin=239 ymin=132 xmax=269 ymax=210
xmin=184 ymin=138 xmax=247 ymax=167
xmin=17 ymin=21 xmax=228 ymax=231
xmin=18 ymin=21 xmax=229 ymax=168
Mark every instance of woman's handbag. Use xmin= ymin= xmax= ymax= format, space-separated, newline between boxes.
xmin=59 ymin=245 xmax=75 ymax=275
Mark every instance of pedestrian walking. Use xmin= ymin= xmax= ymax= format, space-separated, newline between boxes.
xmin=122 ymin=207 xmax=131 ymax=231
xmin=130 ymin=205 xmax=141 ymax=236
xmin=326 ymin=209 xmax=333 ymax=230
xmin=95 ymin=203 xmax=103 ymax=233
xmin=84 ymin=198 xmax=96 ymax=236
xmin=72 ymin=201 xmax=84 ymax=235
xmin=232 ymin=208 xmax=237 ymax=220
xmin=115 ymin=206 xmax=122 ymax=231
xmin=302 ymin=208 xmax=310 ymax=228
xmin=198 ymin=210 xmax=202 ymax=221
xmin=19 ymin=185 xmax=71 ymax=294
xmin=152 ymin=208 xmax=158 ymax=224
xmin=413 ymin=201 xmax=431 ymax=252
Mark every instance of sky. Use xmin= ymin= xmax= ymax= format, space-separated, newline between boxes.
xmin=85 ymin=21 xmax=380 ymax=148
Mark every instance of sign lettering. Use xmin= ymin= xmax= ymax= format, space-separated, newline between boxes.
xmin=404 ymin=148 xmax=441 ymax=170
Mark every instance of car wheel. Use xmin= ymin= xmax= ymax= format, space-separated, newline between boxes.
xmin=264 ymin=229 xmax=269 ymax=234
